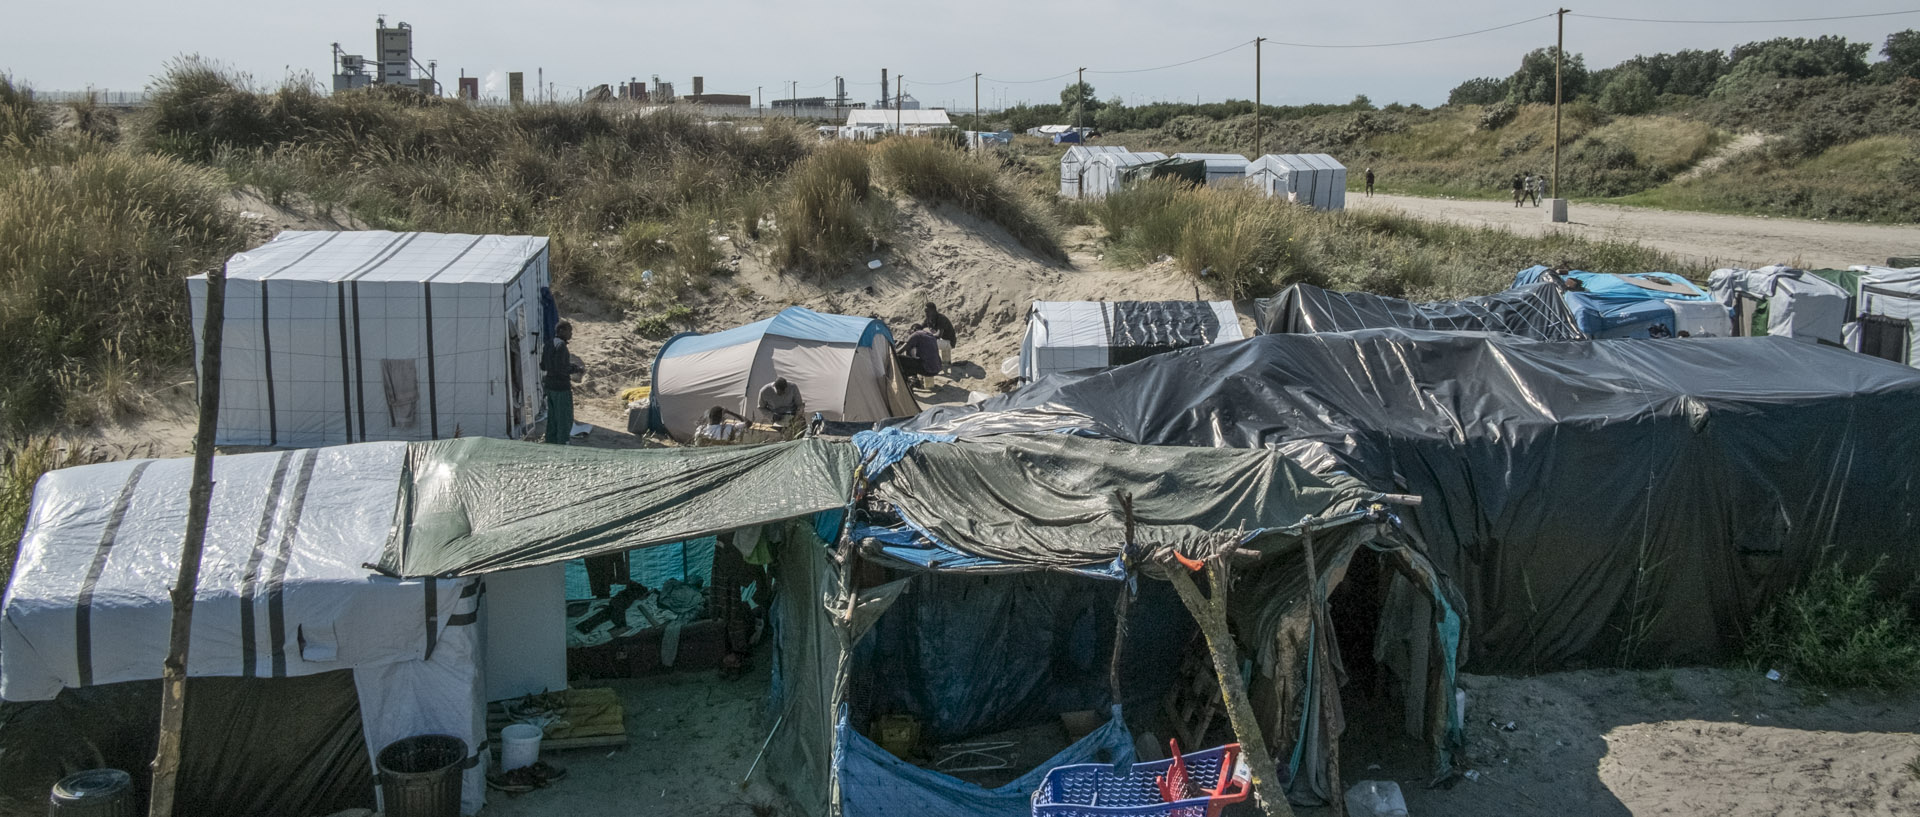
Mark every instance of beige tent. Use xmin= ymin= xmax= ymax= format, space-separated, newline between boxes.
xmin=647 ymin=307 xmax=919 ymax=440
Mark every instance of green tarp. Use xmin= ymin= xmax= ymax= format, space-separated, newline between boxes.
xmin=872 ymin=435 xmax=1378 ymax=567
xmin=382 ymin=437 xmax=857 ymax=576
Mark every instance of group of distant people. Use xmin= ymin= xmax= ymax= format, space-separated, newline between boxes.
xmin=1510 ymin=172 xmax=1548 ymax=207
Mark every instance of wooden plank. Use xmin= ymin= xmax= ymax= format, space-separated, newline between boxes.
xmin=489 ymin=687 xmax=629 ymax=749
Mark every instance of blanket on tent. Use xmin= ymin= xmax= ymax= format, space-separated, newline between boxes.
xmin=897 ymin=329 xmax=1920 ymax=670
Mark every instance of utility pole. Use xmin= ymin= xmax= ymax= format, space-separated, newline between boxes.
xmin=1553 ymin=8 xmax=1568 ymax=199
xmin=757 ymin=86 xmax=762 ymax=117
xmin=1254 ymin=37 xmax=1266 ymax=156
xmin=149 ymin=265 xmax=226 ymax=817
xmin=974 ymin=72 xmax=981 ymax=130
xmin=895 ymin=75 xmax=904 ymax=134
xmin=1075 ymin=67 xmax=1087 ymax=128
xmin=538 ymin=67 xmax=543 ymax=103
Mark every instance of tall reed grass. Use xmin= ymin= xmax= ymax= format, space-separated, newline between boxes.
xmin=875 ymin=138 xmax=1064 ymax=260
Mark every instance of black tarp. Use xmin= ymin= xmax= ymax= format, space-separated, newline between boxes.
xmin=0 ymin=672 xmax=373 ymax=816
xmin=1255 ymin=282 xmax=1584 ymax=341
xmin=1105 ymin=301 xmax=1227 ymax=366
xmin=898 ymin=330 xmax=1920 ymax=670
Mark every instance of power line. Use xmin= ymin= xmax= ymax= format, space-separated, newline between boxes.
xmin=1267 ymin=12 xmax=1555 ymax=48
xmin=1570 ymin=9 xmax=1920 ymax=24
xmin=983 ymin=69 xmax=1078 ymax=85
xmin=1089 ymin=39 xmax=1256 ymax=74
xmin=909 ymin=75 xmax=979 ymax=86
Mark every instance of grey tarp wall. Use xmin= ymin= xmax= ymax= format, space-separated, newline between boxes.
xmin=898 ymin=330 xmax=1920 ymax=670
xmin=1255 ymin=282 xmax=1584 ymax=341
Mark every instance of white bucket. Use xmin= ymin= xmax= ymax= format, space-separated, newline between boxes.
xmin=499 ymin=723 xmax=543 ymax=771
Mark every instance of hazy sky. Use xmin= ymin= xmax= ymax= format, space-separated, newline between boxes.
xmin=5 ymin=1 xmax=1915 ymax=107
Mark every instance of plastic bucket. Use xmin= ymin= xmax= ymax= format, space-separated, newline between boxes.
xmin=376 ymin=734 xmax=467 ymax=817
xmin=500 ymin=723 xmax=543 ymax=772
xmin=48 ymin=769 xmax=134 ymax=817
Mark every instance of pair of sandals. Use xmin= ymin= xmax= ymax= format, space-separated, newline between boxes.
xmin=486 ymin=760 xmax=568 ymax=793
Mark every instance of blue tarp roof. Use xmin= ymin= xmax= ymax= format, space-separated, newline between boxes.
xmin=1513 ymin=266 xmax=1717 ymax=339
xmin=659 ymin=306 xmax=893 ymax=359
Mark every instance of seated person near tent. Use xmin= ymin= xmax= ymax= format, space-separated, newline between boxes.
xmin=695 ymin=406 xmax=751 ymax=443
xmin=895 ymin=324 xmax=943 ymax=384
xmin=757 ymin=378 xmax=805 ymax=424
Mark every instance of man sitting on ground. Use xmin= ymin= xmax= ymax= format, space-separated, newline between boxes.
xmin=757 ymin=378 xmax=805 ymax=435
xmin=695 ymin=405 xmax=751 ymax=444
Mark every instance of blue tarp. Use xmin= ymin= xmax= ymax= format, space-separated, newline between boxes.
xmin=837 ymin=705 xmax=1136 ymax=817
xmin=1513 ymin=265 xmax=1719 ymax=339
xmin=658 ymin=306 xmax=894 ymax=360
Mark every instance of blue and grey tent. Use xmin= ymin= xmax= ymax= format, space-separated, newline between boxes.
xmin=1513 ymin=265 xmax=1729 ymax=338
xmin=647 ymin=306 xmax=919 ymax=441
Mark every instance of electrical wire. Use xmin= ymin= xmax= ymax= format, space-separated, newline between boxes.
xmin=1267 ymin=12 xmax=1555 ymax=48
xmin=1571 ymin=9 xmax=1920 ymax=24
xmin=983 ymin=69 xmax=1079 ymax=85
xmin=1089 ymin=39 xmax=1256 ymax=74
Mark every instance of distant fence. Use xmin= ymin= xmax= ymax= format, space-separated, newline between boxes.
xmin=30 ymin=90 xmax=151 ymax=107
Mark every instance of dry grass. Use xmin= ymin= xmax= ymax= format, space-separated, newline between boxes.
xmin=874 ymin=138 xmax=1063 ymax=260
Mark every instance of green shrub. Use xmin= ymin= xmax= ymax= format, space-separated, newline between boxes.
xmin=633 ymin=304 xmax=694 ymax=338
xmin=1479 ymin=101 xmax=1518 ymax=131
xmin=1747 ymin=559 xmax=1920 ymax=690
xmin=875 ymin=138 xmax=1062 ymax=260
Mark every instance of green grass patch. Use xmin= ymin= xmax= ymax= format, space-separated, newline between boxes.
xmin=1746 ymin=558 xmax=1920 ymax=691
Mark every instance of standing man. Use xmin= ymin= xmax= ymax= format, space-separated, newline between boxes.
xmin=1511 ymin=174 xmax=1525 ymax=208
xmin=542 ymin=320 xmax=583 ymax=444
xmin=923 ymin=302 xmax=957 ymax=366
xmin=1533 ymin=174 xmax=1547 ymax=207
xmin=1364 ymin=167 xmax=1375 ymax=197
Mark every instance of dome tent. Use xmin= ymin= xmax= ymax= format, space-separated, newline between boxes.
xmin=647 ymin=306 xmax=919 ymax=440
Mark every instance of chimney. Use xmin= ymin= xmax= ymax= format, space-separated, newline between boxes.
xmin=880 ymin=69 xmax=888 ymax=106
xmin=693 ymin=76 xmax=704 ymax=95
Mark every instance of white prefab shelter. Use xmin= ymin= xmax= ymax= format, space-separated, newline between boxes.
xmin=0 ymin=443 xmax=490 ymax=814
xmin=1248 ymin=153 xmax=1348 ymax=210
xmin=1709 ymin=265 xmax=1852 ymax=346
xmin=843 ymin=109 xmax=953 ymax=131
xmin=1851 ymin=266 xmax=1920 ymax=365
xmin=648 ymin=307 xmax=920 ymax=441
xmin=1019 ymin=300 xmax=1245 ymax=381
xmin=1173 ymin=153 xmax=1250 ymax=187
xmin=1060 ymin=145 xmax=1131 ymax=198
xmin=189 ymin=231 xmax=551 ymax=448
xmin=1079 ymin=151 xmax=1168 ymax=200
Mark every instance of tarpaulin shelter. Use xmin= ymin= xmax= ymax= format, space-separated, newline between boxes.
xmin=1173 ymin=153 xmax=1250 ymax=187
xmin=1849 ymin=266 xmax=1920 ymax=365
xmin=1059 ymin=145 xmax=1131 ymax=198
xmin=1078 ymin=151 xmax=1168 ymax=200
xmin=1254 ymin=282 xmax=1582 ymax=340
xmin=646 ymin=306 xmax=919 ymax=442
xmin=898 ymin=329 xmax=1920 ymax=672
xmin=1247 ymin=154 xmax=1347 ymax=210
xmin=1019 ymin=300 xmax=1244 ymax=381
xmin=1 ymin=443 xmax=488 ymax=814
xmin=1709 ymin=265 xmax=1854 ymax=346
xmin=188 ymin=231 xmax=553 ymax=447
xmin=1514 ymin=265 xmax=1729 ymax=339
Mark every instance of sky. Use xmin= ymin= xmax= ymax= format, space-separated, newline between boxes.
xmin=4 ymin=1 xmax=1916 ymax=108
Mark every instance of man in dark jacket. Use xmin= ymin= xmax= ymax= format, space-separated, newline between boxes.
xmin=542 ymin=320 xmax=583 ymax=444
xmin=923 ymin=303 xmax=957 ymax=365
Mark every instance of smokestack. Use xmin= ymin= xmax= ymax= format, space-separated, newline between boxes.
xmin=693 ymin=76 xmax=704 ymax=95
xmin=880 ymin=69 xmax=888 ymax=107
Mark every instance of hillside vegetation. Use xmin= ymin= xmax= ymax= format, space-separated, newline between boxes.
xmin=977 ymin=30 xmax=1920 ymax=222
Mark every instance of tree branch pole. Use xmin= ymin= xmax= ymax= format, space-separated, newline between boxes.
xmin=1163 ymin=558 xmax=1295 ymax=817
xmin=1253 ymin=37 xmax=1266 ymax=156
xmin=150 ymin=266 xmax=226 ymax=816
xmin=1553 ymin=7 xmax=1568 ymax=198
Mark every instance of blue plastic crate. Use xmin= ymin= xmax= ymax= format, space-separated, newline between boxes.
xmin=1032 ymin=743 xmax=1247 ymax=817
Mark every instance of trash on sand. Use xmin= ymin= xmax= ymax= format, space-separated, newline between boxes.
xmin=1765 ymin=669 xmax=1782 ymax=682
xmin=868 ymin=259 xmax=884 ymax=270
xmin=1463 ymin=769 xmax=1482 ymax=782
xmin=1343 ymin=780 xmax=1409 ymax=817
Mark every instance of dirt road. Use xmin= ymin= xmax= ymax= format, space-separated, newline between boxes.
xmin=1353 ymin=193 xmax=1917 ymax=271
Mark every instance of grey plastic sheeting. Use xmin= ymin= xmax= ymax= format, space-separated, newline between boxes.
xmin=899 ymin=329 xmax=1920 ymax=670
xmin=1256 ymin=282 xmax=1584 ymax=341
xmin=872 ymin=435 xmax=1378 ymax=568
xmin=384 ymin=437 xmax=856 ymax=576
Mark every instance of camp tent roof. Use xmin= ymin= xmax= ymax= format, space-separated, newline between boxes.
xmin=219 ymin=230 xmax=548 ymax=285
xmin=1514 ymin=265 xmax=1719 ymax=338
xmin=1254 ymin=282 xmax=1583 ymax=340
xmin=658 ymin=306 xmax=892 ymax=361
xmin=1089 ymin=151 xmax=1168 ymax=167
xmin=899 ymin=329 xmax=1920 ymax=670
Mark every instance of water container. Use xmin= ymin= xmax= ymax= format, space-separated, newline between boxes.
xmin=377 ymin=734 xmax=467 ymax=817
xmin=48 ymin=769 xmax=134 ymax=817
xmin=499 ymin=723 xmax=544 ymax=772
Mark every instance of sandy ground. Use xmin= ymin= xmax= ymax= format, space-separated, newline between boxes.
xmin=1352 ymin=192 xmax=1919 ymax=271
xmin=1320 ymin=667 xmax=1919 ymax=817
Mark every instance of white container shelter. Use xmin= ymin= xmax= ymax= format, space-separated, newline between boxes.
xmin=1851 ymin=266 xmax=1920 ymax=365
xmin=1060 ymin=145 xmax=1131 ymax=198
xmin=1248 ymin=153 xmax=1348 ymax=210
xmin=1708 ymin=265 xmax=1853 ymax=346
xmin=1173 ymin=153 xmax=1250 ymax=187
xmin=188 ymin=231 xmax=551 ymax=448
xmin=1019 ymin=300 xmax=1244 ymax=381
xmin=1079 ymin=151 xmax=1168 ymax=200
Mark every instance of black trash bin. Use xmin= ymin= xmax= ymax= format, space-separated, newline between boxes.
xmin=376 ymin=734 xmax=468 ymax=817
xmin=48 ymin=769 xmax=134 ymax=817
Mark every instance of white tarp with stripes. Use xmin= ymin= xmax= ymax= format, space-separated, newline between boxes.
xmin=0 ymin=443 xmax=488 ymax=812
xmin=189 ymin=231 xmax=551 ymax=448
